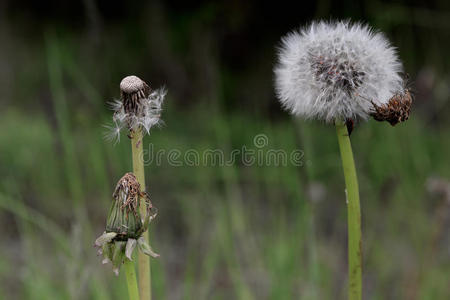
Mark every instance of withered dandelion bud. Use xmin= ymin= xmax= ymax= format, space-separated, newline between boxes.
xmin=94 ymin=172 xmax=159 ymax=275
xmin=370 ymin=89 xmax=412 ymax=126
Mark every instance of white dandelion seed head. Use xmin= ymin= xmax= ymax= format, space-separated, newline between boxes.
xmin=274 ymin=20 xmax=404 ymax=122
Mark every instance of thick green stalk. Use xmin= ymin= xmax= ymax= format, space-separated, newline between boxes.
xmin=335 ymin=121 xmax=362 ymax=300
xmin=124 ymin=259 xmax=140 ymax=300
xmin=131 ymin=128 xmax=152 ymax=300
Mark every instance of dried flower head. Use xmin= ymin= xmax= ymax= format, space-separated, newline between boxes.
xmin=95 ymin=172 xmax=159 ymax=275
xmin=120 ymin=75 xmax=151 ymax=115
xmin=274 ymin=20 xmax=404 ymax=122
xmin=105 ymin=75 xmax=166 ymax=143
xmin=370 ymin=89 xmax=412 ymax=126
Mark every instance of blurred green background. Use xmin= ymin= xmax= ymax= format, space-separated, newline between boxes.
xmin=0 ymin=0 xmax=449 ymax=299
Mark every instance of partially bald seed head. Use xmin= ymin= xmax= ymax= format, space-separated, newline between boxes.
xmin=120 ymin=75 xmax=150 ymax=115
xmin=120 ymin=76 xmax=146 ymax=93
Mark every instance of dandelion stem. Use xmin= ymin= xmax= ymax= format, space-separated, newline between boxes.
xmin=335 ymin=120 xmax=362 ymax=300
xmin=124 ymin=259 xmax=140 ymax=300
xmin=131 ymin=128 xmax=152 ymax=300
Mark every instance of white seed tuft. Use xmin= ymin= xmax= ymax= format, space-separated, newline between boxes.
xmin=274 ymin=20 xmax=404 ymax=122
xmin=103 ymin=122 xmax=123 ymax=145
xmin=139 ymin=88 xmax=166 ymax=135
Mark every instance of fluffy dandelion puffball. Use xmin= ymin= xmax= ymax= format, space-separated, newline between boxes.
xmin=274 ymin=21 xmax=404 ymax=122
xmin=106 ymin=75 xmax=166 ymax=143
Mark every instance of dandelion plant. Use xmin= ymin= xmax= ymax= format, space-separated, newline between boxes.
xmin=104 ymin=75 xmax=165 ymax=300
xmin=95 ymin=173 xmax=158 ymax=300
xmin=274 ymin=21 xmax=411 ymax=300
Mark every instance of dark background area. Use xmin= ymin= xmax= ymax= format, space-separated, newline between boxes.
xmin=0 ymin=1 xmax=449 ymax=299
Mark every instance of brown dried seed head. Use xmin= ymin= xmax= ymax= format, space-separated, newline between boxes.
xmin=371 ymin=89 xmax=412 ymax=126
xmin=120 ymin=75 xmax=151 ymax=115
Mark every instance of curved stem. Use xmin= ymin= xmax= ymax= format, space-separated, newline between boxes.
xmin=124 ymin=259 xmax=140 ymax=300
xmin=131 ymin=128 xmax=152 ymax=300
xmin=335 ymin=121 xmax=362 ymax=300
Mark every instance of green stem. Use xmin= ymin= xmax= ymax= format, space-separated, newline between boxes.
xmin=131 ymin=128 xmax=152 ymax=300
xmin=124 ymin=259 xmax=140 ymax=300
xmin=335 ymin=121 xmax=362 ymax=300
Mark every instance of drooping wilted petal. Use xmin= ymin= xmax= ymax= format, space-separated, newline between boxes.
xmin=94 ymin=232 xmax=117 ymax=247
xmin=137 ymin=237 xmax=159 ymax=258
xmin=125 ymin=238 xmax=137 ymax=261
xmin=102 ymin=243 xmax=114 ymax=263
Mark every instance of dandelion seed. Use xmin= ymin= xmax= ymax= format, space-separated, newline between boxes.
xmin=103 ymin=123 xmax=123 ymax=145
xmin=274 ymin=20 xmax=404 ymax=122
